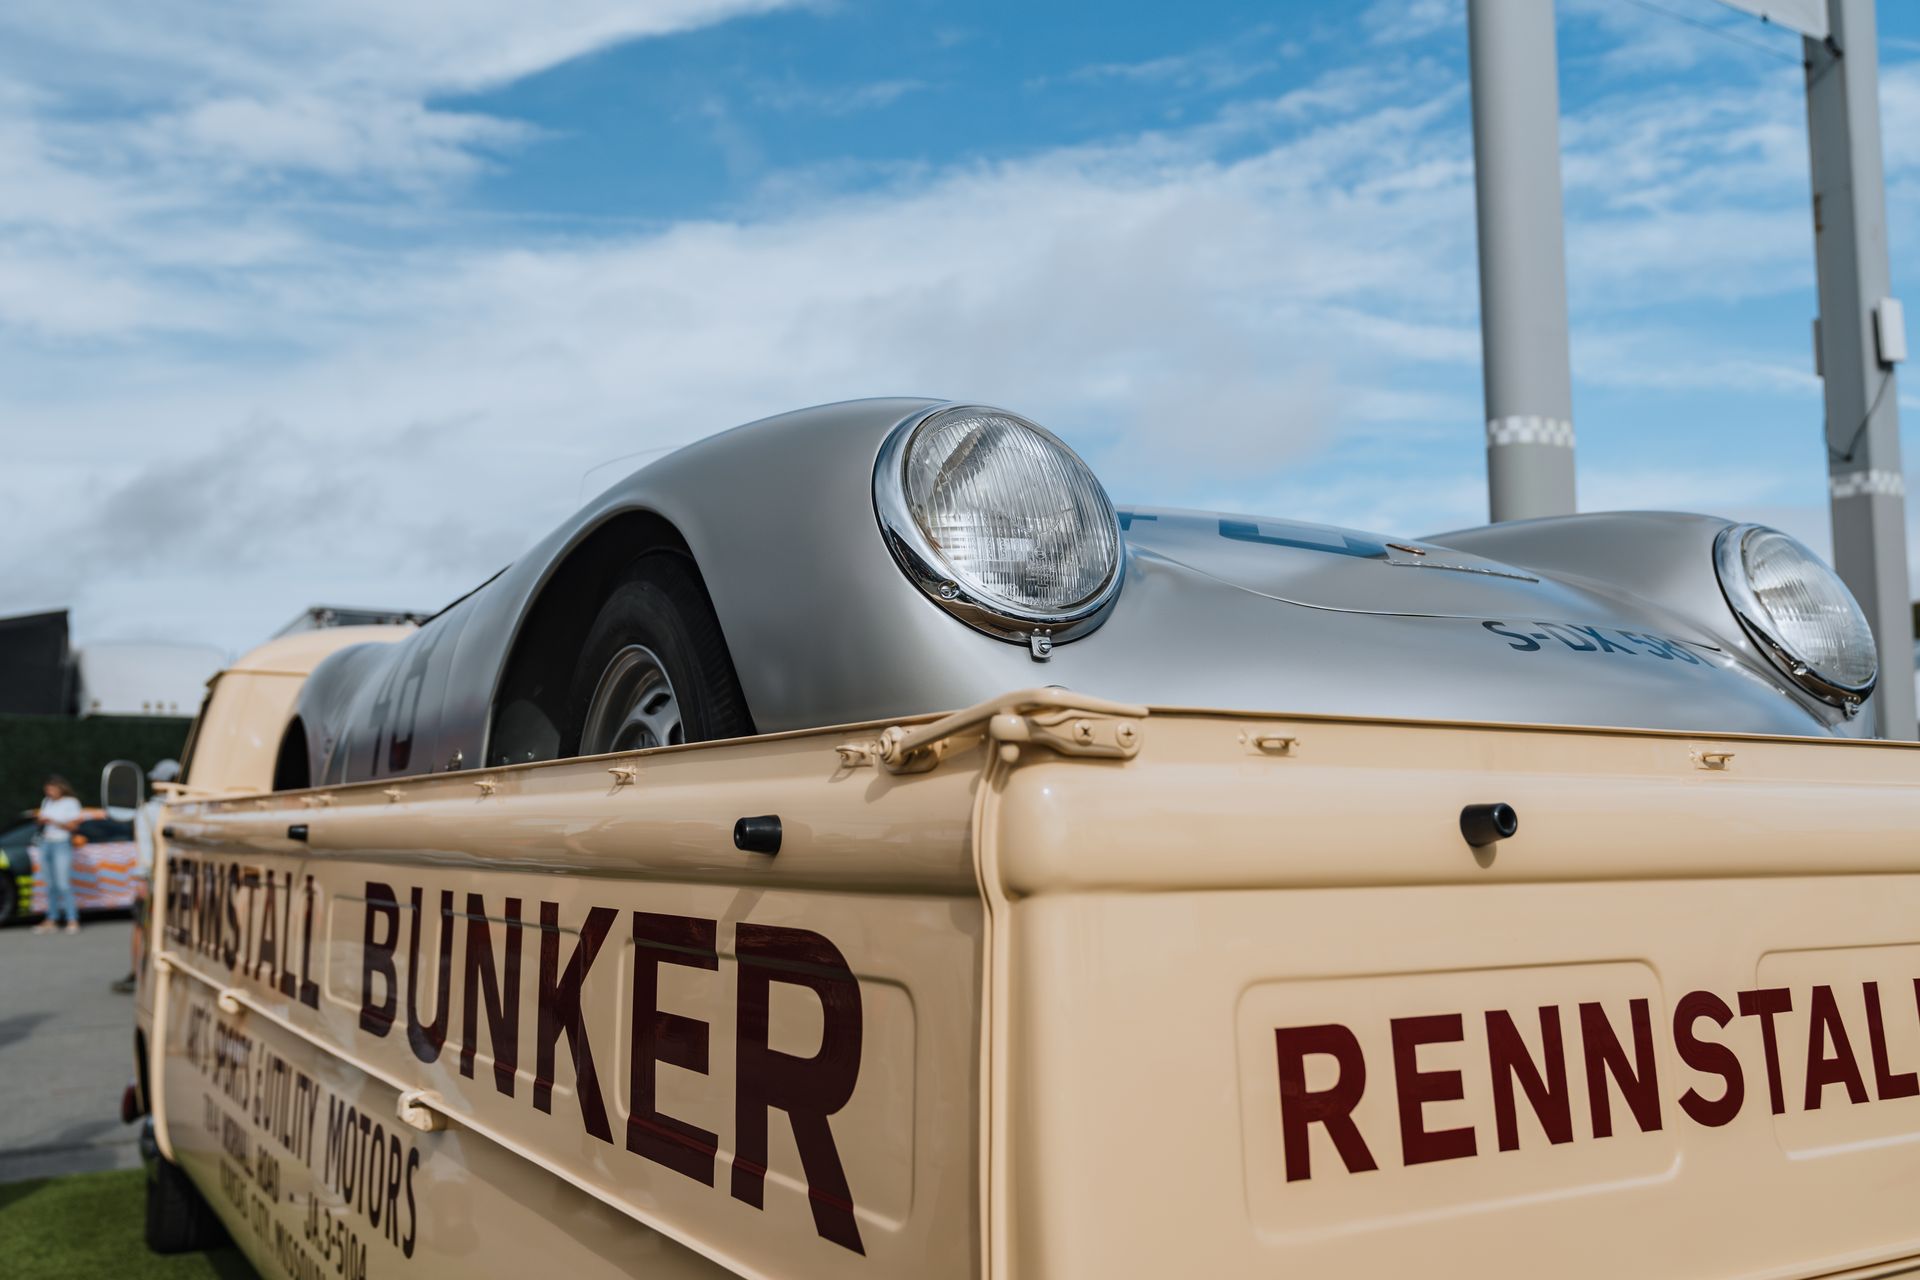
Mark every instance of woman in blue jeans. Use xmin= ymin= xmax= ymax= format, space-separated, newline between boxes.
xmin=33 ymin=776 xmax=83 ymax=935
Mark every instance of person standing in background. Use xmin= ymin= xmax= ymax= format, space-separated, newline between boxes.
xmin=113 ymin=759 xmax=178 ymax=992
xmin=33 ymin=775 xmax=82 ymax=935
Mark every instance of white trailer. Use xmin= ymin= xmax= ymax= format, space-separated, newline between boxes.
xmin=75 ymin=642 xmax=227 ymax=718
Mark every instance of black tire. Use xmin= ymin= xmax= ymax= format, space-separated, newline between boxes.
xmin=561 ymin=552 xmax=754 ymax=755
xmin=145 ymin=1154 xmax=227 ymax=1254
xmin=0 ymin=874 xmax=16 ymax=927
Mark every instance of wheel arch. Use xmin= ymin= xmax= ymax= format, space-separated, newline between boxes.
xmin=271 ymin=716 xmax=311 ymax=792
xmin=486 ymin=508 xmax=752 ymax=766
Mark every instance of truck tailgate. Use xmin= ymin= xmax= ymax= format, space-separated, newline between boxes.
xmin=149 ymin=725 xmax=987 ymax=1280
xmin=982 ymin=708 xmax=1920 ymax=1280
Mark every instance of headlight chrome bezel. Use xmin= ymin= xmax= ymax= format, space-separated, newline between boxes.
xmin=1713 ymin=521 xmax=1878 ymax=707
xmin=873 ymin=403 xmax=1125 ymax=646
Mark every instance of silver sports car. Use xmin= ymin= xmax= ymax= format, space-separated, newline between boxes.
xmin=275 ymin=399 xmax=1879 ymax=789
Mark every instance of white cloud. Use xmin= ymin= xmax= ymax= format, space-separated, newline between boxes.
xmin=1362 ymin=0 xmax=1461 ymax=46
xmin=1061 ymin=27 xmax=1288 ymax=95
xmin=0 ymin=1 xmax=800 ymax=98
xmin=752 ymin=78 xmax=930 ymax=117
xmin=0 ymin=0 xmax=797 ymax=192
xmin=137 ymin=93 xmax=538 ymax=184
xmin=1559 ymin=0 xmax=1803 ymax=77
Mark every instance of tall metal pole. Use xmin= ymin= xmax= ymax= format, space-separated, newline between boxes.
xmin=1805 ymin=0 xmax=1916 ymax=737
xmin=1468 ymin=0 xmax=1578 ymax=524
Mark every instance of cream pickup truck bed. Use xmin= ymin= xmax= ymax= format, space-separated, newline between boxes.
xmin=138 ymin=689 xmax=1920 ymax=1280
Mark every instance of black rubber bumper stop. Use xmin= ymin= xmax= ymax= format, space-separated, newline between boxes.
xmin=733 ymin=815 xmax=782 ymax=855
xmin=1459 ymin=803 xmax=1518 ymax=848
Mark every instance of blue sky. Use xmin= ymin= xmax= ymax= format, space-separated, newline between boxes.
xmin=4 ymin=0 xmax=1920 ymax=651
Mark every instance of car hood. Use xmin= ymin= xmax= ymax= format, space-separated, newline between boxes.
xmin=1118 ymin=508 xmax=1722 ymax=641
xmin=1026 ymin=504 xmax=1857 ymax=739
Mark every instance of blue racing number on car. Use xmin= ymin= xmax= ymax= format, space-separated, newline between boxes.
xmin=1482 ymin=620 xmax=1706 ymax=664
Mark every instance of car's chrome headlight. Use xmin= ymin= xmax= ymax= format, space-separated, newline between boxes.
xmin=874 ymin=404 xmax=1123 ymax=644
xmin=1714 ymin=522 xmax=1877 ymax=705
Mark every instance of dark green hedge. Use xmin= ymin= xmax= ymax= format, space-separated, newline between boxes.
xmin=0 ymin=714 xmax=191 ymax=821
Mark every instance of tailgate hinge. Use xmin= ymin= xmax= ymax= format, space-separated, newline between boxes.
xmin=838 ymin=688 xmax=1147 ymax=775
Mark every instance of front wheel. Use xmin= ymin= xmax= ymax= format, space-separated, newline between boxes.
xmin=145 ymin=1153 xmax=227 ymax=1254
xmin=0 ymin=873 xmax=16 ymax=926
xmin=562 ymin=552 xmax=754 ymax=756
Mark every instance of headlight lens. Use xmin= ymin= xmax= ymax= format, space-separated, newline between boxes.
xmin=876 ymin=405 xmax=1123 ymax=641
xmin=1714 ymin=522 xmax=1877 ymax=702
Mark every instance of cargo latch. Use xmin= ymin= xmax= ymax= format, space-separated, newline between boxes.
xmin=396 ymin=1089 xmax=450 ymax=1132
xmin=837 ymin=689 xmax=1148 ymax=775
xmin=986 ymin=709 xmax=1139 ymax=763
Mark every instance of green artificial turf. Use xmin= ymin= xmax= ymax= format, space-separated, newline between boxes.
xmin=0 ymin=1168 xmax=255 ymax=1279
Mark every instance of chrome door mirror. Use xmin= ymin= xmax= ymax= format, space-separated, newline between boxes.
xmin=101 ymin=759 xmax=144 ymax=819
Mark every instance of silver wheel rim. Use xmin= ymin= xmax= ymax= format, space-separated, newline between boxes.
xmin=580 ymin=645 xmax=683 ymax=754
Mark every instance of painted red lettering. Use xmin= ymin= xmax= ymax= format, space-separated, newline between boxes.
xmin=406 ymin=887 xmax=455 ymax=1064
xmin=1864 ymin=981 xmax=1920 ymax=1101
xmin=297 ymin=875 xmax=320 ymax=1009
xmin=459 ymin=894 xmax=522 ymax=1096
xmin=1803 ymin=984 xmax=1869 ymax=1110
xmin=629 ymin=912 xmax=719 ymax=1185
xmin=358 ymin=882 xmax=399 ymax=1036
xmin=1486 ymin=1006 xmax=1572 ymax=1151
xmin=1737 ymin=987 xmax=1793 ymax=1115
xmin=534 ymin=903 xmax=616 ymax=1144
xmin=1274 ymin=1024 xmax=1378 ymax=1182
xmin=731 ymin=923 xmax=865 ymax=1255
xmin=1578 ymin=999 xmax=1662 ymax=1137
xmin=1391 ymin=1014 xmax=1476 ymax=1164
xmin=1673 ymin=990 xmax=1743 ymax=1127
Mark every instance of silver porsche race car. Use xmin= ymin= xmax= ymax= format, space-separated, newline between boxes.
xmin=275 ymin=398 xmax=1879 ymax=789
